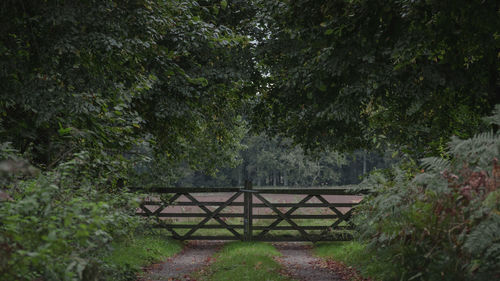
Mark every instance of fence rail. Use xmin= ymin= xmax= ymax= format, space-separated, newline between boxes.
xmin=134 ymin=182 xmax=365 ymax=242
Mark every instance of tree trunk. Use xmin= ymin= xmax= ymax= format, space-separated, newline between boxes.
xmin=362 ymin=150 xmax=367 ymax=175
xmin=256 ymin=170 xmax=262 ymax=186
xmin=311 ymin=161 xmax=320 ymax=186
xmin=283 ymin=170 xmax=288 ymax=186
xmin=238 ymin=165 xmax=243 ymax=186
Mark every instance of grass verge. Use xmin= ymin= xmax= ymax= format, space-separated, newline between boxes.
xmin=313 ymin=241 xmax=396 ymax=281
xmin=194 ymin=241 xmax=292 ymax=281
xmin=103 ymin=232 xmax=183 ymax=276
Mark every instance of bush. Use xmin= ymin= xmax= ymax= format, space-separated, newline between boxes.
xmin=356 ymin=106 xmax=500 ymax=280
xmin=0 ymin=150 xmax=142 ymax=280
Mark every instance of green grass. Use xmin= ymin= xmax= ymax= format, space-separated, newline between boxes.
xmin=103 ymin=233 xmax=183 ymax=271
xmin=313 ymin=241 xmax=396 ymax=281
xmin=194 ymin=241 xmax=292 ymax=281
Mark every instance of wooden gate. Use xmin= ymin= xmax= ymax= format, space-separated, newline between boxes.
xmin=136 ymin=182 xmax=364 ymax=242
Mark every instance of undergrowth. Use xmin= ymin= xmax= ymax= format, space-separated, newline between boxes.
xmin=353 ymin=105 xmax=500 ymax=280
xmin=313 ymin=241 xmax=395 ymax=280
xmin=0 ymin=147 xmax=182 ymax=281
xmin=102 ymin=233 xmax=183 ymax=280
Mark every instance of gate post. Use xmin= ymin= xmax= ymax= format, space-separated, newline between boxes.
xmin=243 ymin=180 xmax=253 ymax=241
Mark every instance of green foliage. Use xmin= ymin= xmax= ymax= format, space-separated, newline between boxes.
xmin=314 ymin=241 xmax=396 ymax=280
xmin=0 ymin=148 xmax=141 ymax=281
xmin=253 ymin=0 xmax=499 ymax=155
xmin=0 ymin=0 xmax=257 ymax=174
xmin=0 ymin=142 xmax=40 ymax=187
xmin=0 ymin=1 xmax=259 ymax=279
xmin=0 ymin=178 xmax=140 ymax=280
xmin=355 ymin=110 xmax=500 ymax=280
xmin=195 ymin=241 xmax=290 ymax=281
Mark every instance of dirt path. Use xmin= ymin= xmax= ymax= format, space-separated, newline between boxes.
xmin=274 ymin=243 xmax=345 ymax=281
xmin=140 ymin=241 xmax=224 ymax=281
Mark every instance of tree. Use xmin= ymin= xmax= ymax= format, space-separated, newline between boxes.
xmin=174 ymin=133 xmax=349 ymax=187
xmin=0 ymin=1 xmax=260 ymax=279
xmin=253 ymin=0 xmax=499 ymax=156
xmin=0 ymin=0 xmax=258 ymax=182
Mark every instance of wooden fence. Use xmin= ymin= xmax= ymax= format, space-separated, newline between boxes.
xmin=135 ymin=182 xmax=364 ymax=242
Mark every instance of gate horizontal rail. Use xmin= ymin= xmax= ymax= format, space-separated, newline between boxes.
xmin=141 ymin=202 xmax=357 ymax=207
xmin=133 ymin=183 xmax=366 ymax=242
xmin=134 ymin=186 xmax=363 ymax=195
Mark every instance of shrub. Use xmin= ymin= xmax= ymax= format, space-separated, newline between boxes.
xmin=0 ymin=150 xmax=142 ymax=280
xmin=356 ymin=105 xmax=500 ymax=280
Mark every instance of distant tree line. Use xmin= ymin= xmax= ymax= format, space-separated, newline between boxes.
xmin=173 ymin=134 xmax=395 ymax=187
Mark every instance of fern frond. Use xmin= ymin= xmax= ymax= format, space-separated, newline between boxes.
xmin=483 ymin=104 xmax=500 ymax=126
xmin=420 ymin=157 xmax=450 ymax=172
xmin=449 ymin=132 xmax=500 ymax=169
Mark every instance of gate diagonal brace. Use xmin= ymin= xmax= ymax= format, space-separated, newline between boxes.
xmin=140 ymin=193 xmax=183 ymax=238
xmin=182 ymin=193 xmax=242 ymax=239
xmin=182 ymin=191 xmax=243 ymax=239
xmin=315 ymin=195 xmax=356 ymax=230
xmin=139 ymin=195 xmax=166 ymax=216
xmin=152 ymin=193 xmax=182 ymax=216
xmin=139 ymin=202 xmax=153 ymax=216
xmin=138 ymin=193 xmax=181 ymax=217
xmin=254 ymin=193 xmax=312 ymax=241
xmin=256 ymin=194 xmax=314 ymax=238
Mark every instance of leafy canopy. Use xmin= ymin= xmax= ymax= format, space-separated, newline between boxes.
xmin=253 ymin=0 xmax=499 ymax=156
xmin=0 ymin=0 xmax=258 ymax=176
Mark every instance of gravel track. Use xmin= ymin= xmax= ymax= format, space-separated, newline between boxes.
xmin=274 ymin=242 xmax=345 ymax=281
xmin=140 ymin=241 xmax=224 ymax=281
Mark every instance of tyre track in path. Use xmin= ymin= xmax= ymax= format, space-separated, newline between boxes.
xmin=140 ymin=241 xmax=224 ymax=281
xmin=274 ymin=242 xmax=346 ymax=281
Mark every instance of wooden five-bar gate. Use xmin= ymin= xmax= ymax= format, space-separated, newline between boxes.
xmin=136 ymin=182 xmax=364 ymax=242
